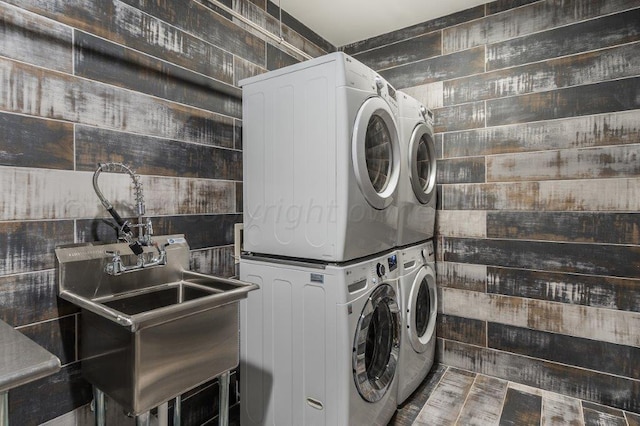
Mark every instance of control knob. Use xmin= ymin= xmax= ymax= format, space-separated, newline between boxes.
xmin=376 ymin=262 xmax=386 ymax=277
xmin=419 ymin=105 xmax=427 ymax=118
xmin=374 ymin=76 xmax=384 ymax=91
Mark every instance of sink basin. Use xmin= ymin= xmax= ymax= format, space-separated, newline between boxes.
xmin=55 ymin=235 xmax=257 ymax=415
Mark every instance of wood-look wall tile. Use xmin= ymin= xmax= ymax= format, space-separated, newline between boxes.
xmin=485 ymin=0 xmax=540 ymax=15
xmin=437 ymin=314 xmax=486 ymax=346
xmin=234 ymin=119 xmax=243 ymax=150
xmin=0 ymin=2 xmax=72 ymax=73
xmin=18 ymin=316 xmax=76 ymax=366
xmin=499 ymin=388 xmax=542 ymax=425
xmin=0 ymin=271 xmax=78 ymax=327
xmin=0 ymin=57 xmax=236 ymax=148
xmin=583 ymin=408 xmax=627 ymax=426
xmin=413 ymin=368 xmax=476 ymax=425
xmin=441 ymin=287 xmax=640 ymax=347
xmin=488 ymin=322 xmax=640 ymax=380
xmin=442 ymin=110 xmax=640 ymax=158
xmin=434 ymin=101 xmax=486 ymax=133
xmin=235 ymin=56 xmax=266 ymax=86
xmin=0 ymin=112 xmax=73 ymax=170
xmin=583 ymin=402 xmax=626 ymax=420
xmin=74 ymin=31 xmax=241 ymax=118
xmin=75 ymin=126 xmax=241 ymax=178
xmin=437 ymin=210 xmax=487 ymax=238
xmin=442 ymin=340 xmax=640 ymax=413
xmin=626 ymin=412 xmax=640 ymax=426
xmin=541 ymin=391 xmax=584 ymax=426
xmin=341 ymin=6 xmax=484 ymax=55
xmin=190 ymin=245 xmax=236 ymax=277
xmin=0 ymin=221 xmax=74 ymax=275
xmin=456 ymin=374 xmax=508 ymax=426
xmin=236 ymin=182 xmax=243 ymax=213
xmin=9 ymin=362 xmax=92 ymax=425
xmin=487 ymin=144 xmax=640 ymax=182
xmin=400 ymin=82 xmax=444 ymax=109
xmin=440 ymin=178 xmax=640 ymax=211
xmin=445 ymin=0 xmax=638 ymax=55
xmin=352 ymin=31 xmax=441 ymax=71
xmin=443 ymin=237 xmax=640 ymax=278
xmin=487 ymin=266 xmax=640 ymax=313
xmin=437 ymin=156 xmax=486 ymax=184
xmin=266 ymin=42 xmax=299 ymax=71
xmin=486 ymin=211 xmax=640 ymax=245
xmin=487 ymin=7 xmax=640 ymax=71
xmin=380 ymin=46 xmax=485 ymax=90
xmin=487 ymin=77 xmax=640 ymax=127
xmin=446 ymin=42 xmax=640 ymax=106
xmin=436 ymin=261 xmax=487 ymax=292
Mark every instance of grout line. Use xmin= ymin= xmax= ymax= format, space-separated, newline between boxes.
xmin=453 ymin=373 xmax=478 ymax=425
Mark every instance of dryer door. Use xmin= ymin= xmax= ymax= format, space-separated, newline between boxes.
xmin=408 ymin=265 xmax=437 ymax=353
xmin=352 ymin=283 xmax=400 ymax=402
xmin=408 ymin=123 xmax=437 ymax=204
xmin=352 ymin=97 xmax=401 ymax=210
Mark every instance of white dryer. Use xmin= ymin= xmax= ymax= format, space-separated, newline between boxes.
xmin=239 ymin=250 xmax=401 ymax=425
xmin=396 ymin=92 xmax=437 ymax=247
xmin=396 ymin=239 xmax=437 ymax=404
xmin=241 ymin=52 xmax=401 ymax=262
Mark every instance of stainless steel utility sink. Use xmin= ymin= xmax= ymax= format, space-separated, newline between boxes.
xmin=55 ymin=235 xmax=257 ymax=415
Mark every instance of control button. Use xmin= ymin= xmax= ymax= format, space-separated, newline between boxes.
xmin=374 ymin=77 xmax=384 ymax=91
xmin=419 ymin=105 xmax=427 ymax=118
xmin=376 ymin=263 xmax=386 ymax=277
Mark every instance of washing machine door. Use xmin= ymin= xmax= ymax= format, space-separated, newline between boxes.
xmin=408 ymin=265 xmax=437 ymax=353
xmin=352 ymin=97 xmax=401 ymax=210
xmin=408 ymin=123 xmax=437 ymax=204
xmin=352 ymin=283 xmax=401 ymax=402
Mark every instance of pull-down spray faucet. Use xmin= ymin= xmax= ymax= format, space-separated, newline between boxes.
xmin=92 ymin=162 xmax=165 ymax=275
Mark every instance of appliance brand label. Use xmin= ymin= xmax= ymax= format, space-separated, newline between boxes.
xmin=310 ymin=273 xmax=324 ymax=283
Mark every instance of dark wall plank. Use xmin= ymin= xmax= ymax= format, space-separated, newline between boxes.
xmin=353 ymin=31 xmax=441 ymax=71
xmin=75 ymin=31 xmax=241 ymax=118
xmin=0 ymin=112 xmax=73 ymax=170
xmin=437 ymin=314 xmax=486 ymax=346
xmin=0 ymin=271 xmax=78 ymax=327
xmin=443 ymin=237 xmax=640 ymax=278
xmin=487 ymin=77 xmax=640 ymax=127
xmin=75 ymin=126 xmax=241 ymax=179
xmin=626 ymin=412 xmax=640 ymax=426
xmin=342 ymin=6 xmax=484 ymax=54
xmin=445 ymin=42 xmax=640 ymax=106
xmin=0 ymin=221 xmax=74 ymax=275
xmin=434 ymin=101 xmax=486 ymax=133
xmin=18 ymin=316 xmax=76 ymax=366
xmin=487 ymin=7 xmax=640 ymax=71
xmin=488 ymin=322 xmax=640 ymax=380
xmin=380 ymin=46 xmax=485 ymax=89
xmin=445 ymin=0 xmax=638 ymax=55
xmin=487 ymin=212 xmax=640 ymax=245
xmin=442 ymin=110 xmax=640 ymax=158
xmin=234 ymin=56 xmax=266 ymax=86
xmin=190 ymin=246 xmax=236 ymax=279
xmin=487 ymin=266 xmax=640 ymax=313
xmin=443 ymin=340 xmax=640 ymax=413
xmin=583 ymin=408 xmax=628 ymax=426
xmin=266 ymin=42 xmax=299 ymax=71
xmin=0 ymin=1 xmax=72 ymax=72
xmin=498 ymin=388 xmax=542 ymax=426
xmin=76 ymin=214 xmax=241 ymax=249
xmin=437 ymin=156 xmax=486 ymax=184
xmin=0 ymin=57 xmax=235 ymax=147
xmin=9 ymin=362 xmax=92 ymax=424
xmin=486 ymin=0 xmax=540 ymax=15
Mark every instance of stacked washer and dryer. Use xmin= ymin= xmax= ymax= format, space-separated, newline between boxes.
xmin=239 ymin=52 xmax=437 ymax=425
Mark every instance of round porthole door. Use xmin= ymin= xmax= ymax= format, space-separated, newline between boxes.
xmin=352 ymin=97 xmax=401 ymax=210
xmin=408 ymin=123 xmax=436 ymax=205
xmin=352 ymin=283 xmax=401 ymax=402
xmin=407 ymin=266 xmax=437 ymax=353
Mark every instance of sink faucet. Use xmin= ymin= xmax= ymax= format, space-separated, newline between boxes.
xmin=92 ymin=162 xmax=166 ymax=275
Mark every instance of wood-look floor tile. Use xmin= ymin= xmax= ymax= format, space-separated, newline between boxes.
xmin=413 ymin=368 xmax=476 ymax=425
xmin=498 ymin=387 xmax=542 ymax=426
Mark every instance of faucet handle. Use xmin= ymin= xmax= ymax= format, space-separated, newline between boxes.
xmin=105 ymin=250 xmax=121 ymax=258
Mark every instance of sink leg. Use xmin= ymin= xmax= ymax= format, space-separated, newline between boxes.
xmin=219 ymin=371 xmax=229 ymax=426
xmin=174 ymin=396 xmax=181 ymax=426
xmin=0 ymin=391 xmax=8 ymax=426
xmin=136 ymin=411 xmax=151 ymax=426
xmin=157 ymin=402 xmax=168 ymax=426
xmin=93 ymin=387 xmax=106 ymax=426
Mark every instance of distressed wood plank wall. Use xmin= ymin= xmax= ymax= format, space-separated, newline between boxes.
xmin=344 ymin=0 xmax=640 ymax=414
xmin=0 ymin=0 xmax=332 ymax=423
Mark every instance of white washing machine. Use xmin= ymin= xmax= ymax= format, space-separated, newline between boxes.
xmin=396 ymin=239 xmax=437 ymax=404
xmin=396 ymin=92 xmax=437 ymax=247
xmin=241 ymin=52 xmax=401 ymax=262
xmin=239 ymin=250 xmax=401 ymax=425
